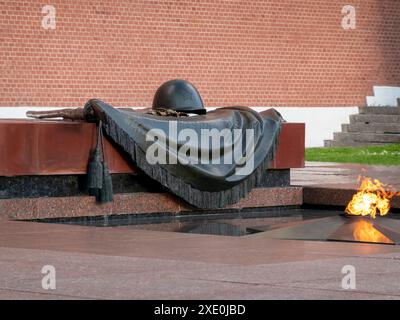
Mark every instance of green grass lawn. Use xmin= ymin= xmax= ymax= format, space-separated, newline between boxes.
xmin=306 ymin=144 xmax=400 ymax=166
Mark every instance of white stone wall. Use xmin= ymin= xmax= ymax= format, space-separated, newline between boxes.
xmin=366 ymin=86 xmax=400 ymax=107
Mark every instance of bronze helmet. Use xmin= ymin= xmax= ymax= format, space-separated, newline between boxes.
xmin=152 ymin=79 xmax=206 ymax=115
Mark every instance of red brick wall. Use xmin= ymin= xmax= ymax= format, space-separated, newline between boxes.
xmin=1 ymin=0 xmax=399 ymax=107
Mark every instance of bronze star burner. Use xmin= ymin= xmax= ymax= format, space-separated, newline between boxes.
xmin=258 ymin=215 xmax=400 ymax=245
xmin=258 ymin=176 xmax=400 ymax=245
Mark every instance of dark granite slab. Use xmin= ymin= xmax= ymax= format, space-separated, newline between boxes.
xmin=0 ymin=169 xmax=289 ymax=199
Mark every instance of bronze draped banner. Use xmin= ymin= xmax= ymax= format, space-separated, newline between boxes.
xmin=84 ymin=99 xmax=283 ymax=209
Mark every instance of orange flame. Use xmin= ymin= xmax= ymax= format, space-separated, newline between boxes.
xmin=353 ymin=220 xmax=392 ymax=244
xmin=345 ymin=176 xmax=397 ymax=219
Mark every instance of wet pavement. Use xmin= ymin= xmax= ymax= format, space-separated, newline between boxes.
xmin=1 ymin=161 xmax=400 ymax=299
xmin=1 ymin=216 xmax=400 ymax=299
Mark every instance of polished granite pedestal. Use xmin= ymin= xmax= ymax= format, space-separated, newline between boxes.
xmin=0 ymin=120 xmax=305 ymax=220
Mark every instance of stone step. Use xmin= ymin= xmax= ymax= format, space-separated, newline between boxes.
xmin=341 ymin=124 xmax=349 ymax=132
xmin=350 ymin=114 xmax=400 ymax=124
xmin=326 ymin=103 xmax=400 ymax=148
xmin=323 ymin=140 xmax=333 ymax=147
xmin=344 ymin=123 xmax=400 ymax=134
xmin=358 ymin=106 xmax=400 ymax=115
xmin=324 ymin=139 xmax=391 ymax=147
xmin=333 ymin=132 xmax=400 ymax=144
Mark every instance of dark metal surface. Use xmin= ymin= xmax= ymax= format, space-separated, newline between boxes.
xmin=84 ymin=100 xmax=284 ymax=208
xmin=259 ymin=216 xmax=344 ymax=241
xmin=260 ymin=215 xmax=400 ymax=245
xmin=152 ymin=79 xmax=206 ymax=114
xmin=328 ymin=219 xmax=394 ymax=245
xmin=31 ymin=207 xmax=306 ymax=233
xmin=26 ymin=108 xmax=85 ymax=120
